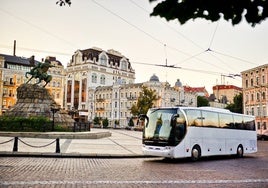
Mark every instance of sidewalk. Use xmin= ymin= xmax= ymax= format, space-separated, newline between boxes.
xmin=0 ymin=129 xmax=146 ymax=158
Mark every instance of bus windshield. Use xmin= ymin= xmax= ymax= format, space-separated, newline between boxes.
xmin=143 ymin=108 xmax=186 ymax=146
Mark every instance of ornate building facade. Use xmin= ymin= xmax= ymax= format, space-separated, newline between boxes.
xmin=65 ymin=47 xmax=135 ymax=114
xmin=241 ymin=65 xmax=268 ymax=136
xmin=87 ymin=74 xmax=196 ymax=127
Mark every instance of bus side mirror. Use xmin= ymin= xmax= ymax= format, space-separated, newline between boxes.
xmin=138 ymin=114 xmax=149 ymax=127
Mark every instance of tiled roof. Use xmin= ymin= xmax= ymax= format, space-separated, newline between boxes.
xmin=212 ymin=85 xmax=242 ymax=91
xmin=79 ymin=48 xmax=130 ymax=67
xmin=0 ymin=54 xmax=41 ymax=66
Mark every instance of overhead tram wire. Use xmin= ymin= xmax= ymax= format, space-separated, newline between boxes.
xmin=127 ymin=0 xmax=204 ymax=50
xmin=0 ymin=8 xmax=79 ymax=49
xmin=131 ymin=61 xmax=232 ymax=76
xmin=128 ymin=0 xmax=248 ymax=73
xmin=90 ymin=0 xmax=194 ymax=58
xmin=90 ymin=0 xmax=164 ymax=46
xmin=91 ymin=0 xmax=232 ymax=74
xmin=0 ymin=44 xmax=72 ymax=57
xmin=210 ymin=49 xmax=259 ymax=66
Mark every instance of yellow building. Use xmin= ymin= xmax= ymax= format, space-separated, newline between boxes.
xmin=212 ymin=85 xmax=242 ymax=104
xmin=0 ymin=54 xmax=65 ymax=115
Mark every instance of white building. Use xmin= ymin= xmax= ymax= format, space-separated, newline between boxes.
xmin=65 ymin=47 xmax=135 ymax=116
xmin=88 ymin=74 xmax=196 ymax=127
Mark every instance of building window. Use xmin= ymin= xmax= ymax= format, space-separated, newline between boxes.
xmin=92 ymin=73 xmax=97 ymax=83
xmin=264 ymin=122 xmax=267 ymax=130
xmin=67 ymin=80 xmax=72 ymax=103
xmin=251 ymin=94 xmax=254 ymax=101
xmin=250 ymin=78 xmax=253 ymax=86
xmin=257 ymin=107 xmax=260 ymax=116
xmin=121 ymin=60 xmax=127 ymax=71
xmin=251 ymin=107 xmax=254 ymax=115
xmin=100 ymin=75 xmax=105 ymax=85
xmin=100 ymin=54 xmax=107 ymax=66
xmin=263 ymin=106 xmax=266 ymax=116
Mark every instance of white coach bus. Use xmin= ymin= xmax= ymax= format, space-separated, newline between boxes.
xmin=142 ymin=107 xmax=257 ymax=161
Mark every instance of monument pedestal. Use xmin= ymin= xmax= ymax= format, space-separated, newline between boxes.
xmin=5 ymin=84 xmax=74 ymax=126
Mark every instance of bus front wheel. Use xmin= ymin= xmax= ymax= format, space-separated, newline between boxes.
xmin=236 ymin=145 xmax=244 ymax=158
xmin=191 ymin=145 xmax=201 ymax=161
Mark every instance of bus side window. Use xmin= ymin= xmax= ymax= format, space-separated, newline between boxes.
xmin=185 ymin=109 xmax=202 ymax=126
xmin=234 ymin=115 xmax=244 ymax=130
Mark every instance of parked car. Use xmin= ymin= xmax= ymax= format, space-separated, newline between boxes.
xmin=257 ymin=134 xmax=268 ymax=141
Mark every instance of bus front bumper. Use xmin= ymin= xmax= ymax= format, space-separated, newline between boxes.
xmin=142 ymin=145 xmax=174 ymax=158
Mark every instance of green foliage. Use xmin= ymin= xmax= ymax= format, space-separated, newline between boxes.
xmin=149 ymin=0 xmax=268 ymax=26
xmin=93 ymin=117 xmax=101 ymax=125
xmin=197 ymin=96 xmax=210 ymax=107
xmin=0 ymin=116 xmax=51 ymax=132
xmin=57 ymin=0 xmax=268 ymax=26
xmin=102 ymin=118 xmax=109 ymax=128
xmin=56 ymin=0 xmax=71 ymax=6
xmin=130 ymin=86 xmax=159 ymax=116
xmin=225 ymin=93 xmax=243 ymax=113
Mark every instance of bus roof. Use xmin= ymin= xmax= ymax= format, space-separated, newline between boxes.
xmin=148 ymin=106 xmax=254 ymax=118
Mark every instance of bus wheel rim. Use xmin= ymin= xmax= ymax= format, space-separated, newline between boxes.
xmin=192 ymin=148 xmax=199 ymax=159
xmin=237 ymin=146 xmax=243 ymax=156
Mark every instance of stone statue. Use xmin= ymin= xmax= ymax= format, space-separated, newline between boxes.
xmin=25 ymin=59 xmax=54 ymax=87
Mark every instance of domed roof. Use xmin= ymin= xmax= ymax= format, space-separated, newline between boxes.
xmin=175 ymin=79 xmax=182 ymax=87
xmin=149 ymin=74 xmax=159 ymax=82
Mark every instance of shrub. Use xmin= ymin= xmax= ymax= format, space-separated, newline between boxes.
xmin=102 ymin=118 xmax=109 ymax=128
xmin=0 ymin=116 xmax=51 ymax=132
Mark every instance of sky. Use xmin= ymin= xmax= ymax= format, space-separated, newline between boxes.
xmin=1 ymin=0 xmax=268 ymax=94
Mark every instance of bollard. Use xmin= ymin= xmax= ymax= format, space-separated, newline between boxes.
xmin=55 ymin=138 xmax=60 ymax=153
xmin=13 ymin=137 xmax=18 ymax=152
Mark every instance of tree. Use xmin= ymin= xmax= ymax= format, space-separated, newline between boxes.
xmin=149 ymin=0 xmax=268 ymax=27
xmin=225 ymin=93 xmax=243 ymax=113
xmin=102 ymin=118 xmax=109 ymax=128
xmin=130 ymin=86 xmax=159 ymax=116
xmin=197 ymin=96 xmax=209 ymax=107
xmin=56 ymin=0 xmax=268 ymax=26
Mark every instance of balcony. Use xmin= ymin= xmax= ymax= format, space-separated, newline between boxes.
xmin=96 ymin=107 xmax=105 ymax=111
xmin=127 ymin=96 xmax=137 ymax=100
xmin=96 ymin=98 xmax=105 ymax=102
xmin=3 ymin=81 xmax=15 ymax=86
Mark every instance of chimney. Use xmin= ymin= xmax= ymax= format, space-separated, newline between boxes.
xmin=29 ymin=55 xmax=35 ymax=65
xmin=13 ymin=40 xmax=16 ymax=56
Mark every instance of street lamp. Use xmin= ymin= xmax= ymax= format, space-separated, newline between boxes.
xmin=51 ymin=106 xmax=60 ymax=131
xmin=69 ymin=107 xmax=78 ymax=119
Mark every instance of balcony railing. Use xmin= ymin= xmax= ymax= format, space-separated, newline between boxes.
xmin=96 ymin=98 xmax=105 ymax=102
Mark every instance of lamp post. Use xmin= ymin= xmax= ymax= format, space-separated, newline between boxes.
xmin=51 ymin=106 xmax=60 ymax=131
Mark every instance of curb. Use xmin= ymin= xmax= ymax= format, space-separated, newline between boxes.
xmin=0 ymin=131 xmax=111 ymax=139
xmin=0 ymin=151 xmax=155 ymax=159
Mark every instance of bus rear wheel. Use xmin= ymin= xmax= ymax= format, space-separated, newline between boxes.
xmin=236 ymin=145 xmax=244 ymax=158
xmin=191 ymin=145 xmax=201 ymax=161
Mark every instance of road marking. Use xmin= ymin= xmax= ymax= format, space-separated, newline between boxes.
xmin=1 ymin=179 xmax=268 ymax=185
xmin=183 ymin=169 xmax=216 ymax=172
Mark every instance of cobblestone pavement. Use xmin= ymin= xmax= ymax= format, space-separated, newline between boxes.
xmin=1 ymin=142 xmax=268 ymax=188
xmin=0 ymin=131 xmax=268 ymax=188
xmin=0 ymin=129 xmax=143 ymax=157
